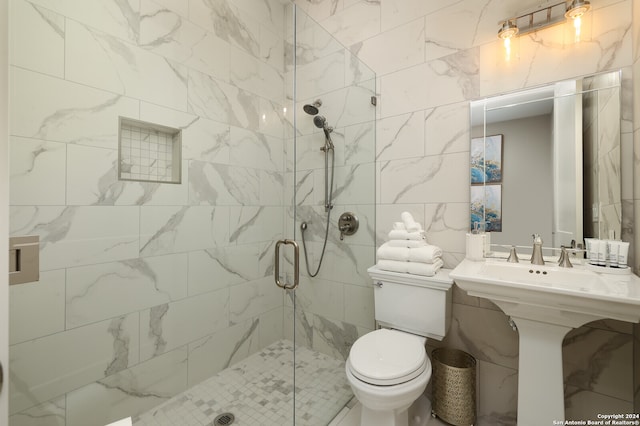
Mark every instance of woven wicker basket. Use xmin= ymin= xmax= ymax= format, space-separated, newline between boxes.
xmin=431 ymin=348 xmax=477 ymax=426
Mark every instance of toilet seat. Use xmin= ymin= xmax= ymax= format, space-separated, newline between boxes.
xmin=348 ymin=329 xmax=427 ymax=386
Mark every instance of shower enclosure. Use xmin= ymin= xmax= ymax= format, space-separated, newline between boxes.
xmin=6 ymin=1 xmax=375 ymax=425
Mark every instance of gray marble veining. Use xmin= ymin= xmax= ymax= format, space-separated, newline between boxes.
xmin=206 ymin=248 xmax=253 ymax=283
xmin=11 ymin=206 xmax=75 ymax=246
xmin=139 ymin=7 xmax=184 ymax=50
xmin=30 ymin=2 xmax=65 ymax=38
xmin=105 ymin=317 xmax=131 ymax=376
xmin=140 ymin=207 xmax=188 ymax=255
xmin=313 ymin=315 xmax=359 ymax=360
xmin=92 ymin=159 xmax=164 ymax=206
xmin=148 ymin=304 xmax=170 ymax=358
xmin=376 ymin=112 xmax=420 ymax=160
xmin=230 ymin=207 xmax=264 ymax=243
xmin=563 ymin=327 xmax=633 ymax=401
xmin=9 ymin=396 xmax=66 ymax=426
xmin=35 ymin=96 xmax=124 ymax=142
xmin=189 ymin=161 xmax=260 ymax=206
xmin=10 ymin=140 xmax=58 ymax=182
xmin=431 ymin=47 xmax=480 ymax=101
xmin=113 ymin=0 xmax=140 ymax=41
xmin=222 ymin=318 xmax=260 ymax=369
xmin=188 ymin=70 xmax=261 ymax=130
xmin=384 ymin=156 xmax=444 ymax=204
xmin=195 ymin=0 xmax=260 ymax=56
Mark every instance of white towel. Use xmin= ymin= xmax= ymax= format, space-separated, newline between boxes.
xmin=385 ymin=239 xmax=428 ymax=248
xmin=388 ymin=229 xmax=426 ymax=241
xmin=401 ymin=211 xmax=422 ymax=233
xmin=377 ymin=258 xmax=443 ymax=276
xmin=407 ymin=259 xmax=443 ymax=276
xmin=408 ymin=245 xmax=442 ymax=263
xmin=376 ymin=259 xmax=410 ymax=274
xmin=377 ymin=244 xmax=409 ymax=261
xmin=392 ymin=222 xmax=405 ymax=231
xmin=377 ymin=243 xmax=442 ymax=264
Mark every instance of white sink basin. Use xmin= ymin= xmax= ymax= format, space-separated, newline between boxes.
xmin=481 ymin=262 xmax=603 ymax=288
xmin=451 ymin=258 xmax=640 ymax=326
xmin=450 ymin=258 xmax=640 ymax=426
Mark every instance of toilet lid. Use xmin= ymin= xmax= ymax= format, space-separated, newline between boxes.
xmin=348 ymin=329 xmax=427 ymax=386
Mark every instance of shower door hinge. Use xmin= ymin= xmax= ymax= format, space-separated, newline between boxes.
xmin=371 ymin=96 xmax=377 ymax=107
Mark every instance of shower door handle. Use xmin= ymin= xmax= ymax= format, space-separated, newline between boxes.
xmin=274 ymin=239 xmax=299 ymax=290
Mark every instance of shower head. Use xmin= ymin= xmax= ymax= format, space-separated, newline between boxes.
xmin=315 ymin=115 xmax=334 ymax=146
xmin=314 ymin=116 xmax=333 ymax=138
xmin=303 ymin=99 xmax=322 ymax=115
xmin=313 ymin=115 xmax=326 ymax=129
xmin=303 ymin=104 xmax=319 ymax=115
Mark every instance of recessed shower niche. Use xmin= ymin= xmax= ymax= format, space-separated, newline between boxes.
xmin=118 ymin=117 xmax=182 ymax=184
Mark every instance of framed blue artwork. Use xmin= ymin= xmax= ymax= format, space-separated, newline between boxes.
xmin=470 ymin=134 xmax=503 ymax=184
xmin=470 ymin=184 xmax=502 ymax=232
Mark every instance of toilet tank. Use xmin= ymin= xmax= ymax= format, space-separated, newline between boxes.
xmin=367 ymin=266 xmax=453 ymax=340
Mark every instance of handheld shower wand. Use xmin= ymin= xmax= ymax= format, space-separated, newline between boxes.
xmin=300 ymin=103 xmax=336 ymax=277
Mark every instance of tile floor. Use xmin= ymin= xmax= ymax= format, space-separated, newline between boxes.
xmin=133 ymin=340 xmax=353 ymax=426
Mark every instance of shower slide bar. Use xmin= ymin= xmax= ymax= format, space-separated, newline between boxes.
xmin=274 ymin=239 xmax=300 ymax=290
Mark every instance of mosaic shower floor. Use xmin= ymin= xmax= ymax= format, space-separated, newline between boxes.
xmin=133 ymin=340 xmax=353 ymax=426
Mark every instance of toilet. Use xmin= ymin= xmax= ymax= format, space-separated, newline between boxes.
xmin=345 ymin=266 xmax=453 ymax=426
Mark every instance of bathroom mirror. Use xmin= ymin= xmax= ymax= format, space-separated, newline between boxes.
xmin=470 ymin=70 xmax=621 ymax=251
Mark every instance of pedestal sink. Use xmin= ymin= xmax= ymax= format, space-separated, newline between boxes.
xmin=450 ymin=258 xmax=640 ymax=426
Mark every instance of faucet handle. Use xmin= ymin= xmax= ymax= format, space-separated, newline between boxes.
xmin=507 ymin=245 xmax=519 ymax=263
xmin=558 ymin=246 xmax=573 ymax=268
xmin=530 ymin=234 xmax=545 ymax=265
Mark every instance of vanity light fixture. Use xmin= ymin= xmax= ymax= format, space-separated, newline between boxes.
xmin=498 ymin=20 xmax=519 ymax=61
xmin=565 ymin=0 xmax=591 ymax=42
xmin=565 ymin=0 xmax=591 ymax=19
xmin=498 ymin=0 xmax=592 ymax=57
xmin=498 ymin=20 xmax=519 ymax=40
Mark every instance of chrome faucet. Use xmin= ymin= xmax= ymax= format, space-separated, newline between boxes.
xmin=507 ymin=245 xmax=519 ymax=263
xmin=557 ymin=246 xmax=573 ymax=268
xmin=531 ymin=234 xmax=545 ymax=265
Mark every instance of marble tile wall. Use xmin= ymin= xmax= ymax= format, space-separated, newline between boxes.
xmin=8 ymin=0 xmax=291 ymax=425
xmin=296 ymin=0 xmax=638 ymax=423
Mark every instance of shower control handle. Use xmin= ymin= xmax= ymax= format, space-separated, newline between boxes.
xmin=338 ymin=212 xmax=359 ymax=241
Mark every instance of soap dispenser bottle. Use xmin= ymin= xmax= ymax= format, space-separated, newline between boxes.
xmin=466 ymin=222 xmax=485 ymax=261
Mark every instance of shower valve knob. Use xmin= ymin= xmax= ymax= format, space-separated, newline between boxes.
xmin=338 ymin=212 xmax=359 ymax=241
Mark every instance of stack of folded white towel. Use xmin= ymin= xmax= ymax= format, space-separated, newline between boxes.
xmin=376 ymin=212 xmax=443 ymax=277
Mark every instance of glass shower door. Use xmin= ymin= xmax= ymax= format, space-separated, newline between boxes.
xmin=287 ymin=4 xmax=378 ymax=426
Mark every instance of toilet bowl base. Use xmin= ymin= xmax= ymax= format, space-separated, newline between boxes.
xmin=338 ymin=396 xmax=441 ymax=426
xmin=361 ymin=404 xmax=409 ymax=426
